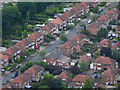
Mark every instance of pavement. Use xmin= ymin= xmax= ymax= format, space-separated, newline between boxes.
xmin=2 ymin=2 xmax=118 ymax=85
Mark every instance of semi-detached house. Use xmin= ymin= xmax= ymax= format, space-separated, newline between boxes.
xmin=101 ymin=68 xmax=120 ymax=85
xmin=90 ymin=56 xmax=116 ymax=71
xmin=2 ymin=45 xmax=21 ymax=60
xmin=86 ymin=8 xmax=118 ymax=36
xmin=45 ymin=49 xmax=71 ymax=68
xmin=26 ymin=31 xmax=45 ymax=47
xmin=0 ymin=54 xmax=9 ymax=68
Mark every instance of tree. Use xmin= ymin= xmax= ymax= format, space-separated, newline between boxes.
xmin=82 ymin=78 xmax=92 ymax=89
xmin=17 ymin=57 xmax=22 ymax=63
xmin=2 ymin=5 xmax=24 ymax=39
xmin=60 ymin=34 xmax=68 ymax=42
xmin=22 ymin=30 xmax=28 ymax=38
xmin=38 ymin=85 xmax=50 ymax=88
xmin=100 ymin=47 xmax=112 ymax=57
xmin=79 ymin=61 xmax=89 ymax=73
xmin=90 ymin=5 xmax=99 ymax=13
xmin=41 ymin=74 xmax=54 ymax=85
xmin=39 ymin=50 xmax=46 ymax=59
xmin=69 ymin=65 xmax=81 ymax=74
xmin=112 ymin=49 xmax=120 ymax=62
xmin=48 ymin=78 xmax=64 ymax=88
xmin=96 ymin=28 xmax=108 ymax=42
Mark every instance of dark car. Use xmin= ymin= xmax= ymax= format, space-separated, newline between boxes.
xmin=16 ymin=65 xmax=20 ymax=69
xmin=11 ymin=72 xmax=18 ymax=78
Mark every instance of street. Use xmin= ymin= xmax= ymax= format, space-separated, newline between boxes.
xmin=2 ymin=2 xmax=118 ymax=85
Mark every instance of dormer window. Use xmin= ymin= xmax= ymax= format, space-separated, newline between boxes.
xmin=77 ymin=81 xmax=80 ymax=84
xmin=77 ymin=41 xmax=79 ymax=43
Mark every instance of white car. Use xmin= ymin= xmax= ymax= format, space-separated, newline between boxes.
xmin=88 ymin=20 xmax=92 ymax=24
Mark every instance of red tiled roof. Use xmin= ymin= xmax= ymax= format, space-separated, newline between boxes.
xmin=106 ymin=8 xmax=116 ymax=15
xmin=116 ymin=27 xmax=120 ymax=31
xmin=79 ymin=55 xmax=91 ymax=62
xmin=51 ymin=17 xmax=63 ymax=25
xmin=87 ymin=20 xmax=103 ymax=35
xmin=112 ymin=41 xmax=120 ymax=50
xmin=59 ymin=41 xmax=75 ymax=49
xmin=72 ymin=74 xmax=89 ymax=82
xmin=98 ymin=14 xmax=108 ymax=21
xmin=101 ymin=68 xmax=119 ymax=84
xmin=77 ymin=2 xmax=87 ymax=7
xmin=2 ymin=46 xmax=19 ymax=56
xmin=0 ymin=54 xmax=8 ymax=60
xmin=69 ymin=33 xmax=86 ymax=43
xmin=41 ymin=23 xmax=58 ymax=31
xmin=10 ymin=73 xmax=32 ymax=84
xmin=26 ymin=31 xmax=44 ymax=41
xmin=94 ymin=56 xmax=112 ymax=65
xmin=24 ymin=64 xmax=44 ymax=75
xmin=99 ymin=39 xmax=111 ymax=47
xmin=57 ymin=71 xmax=72 ymax=79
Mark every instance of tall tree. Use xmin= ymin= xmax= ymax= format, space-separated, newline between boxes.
xmin=2 ymin=5 xmax=24 ymax=39
xmin=82 ymin=78 xmax=93 ymax=89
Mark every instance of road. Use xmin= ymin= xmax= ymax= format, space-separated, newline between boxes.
xmin=2 ymin=2 xmax=118 ymax=85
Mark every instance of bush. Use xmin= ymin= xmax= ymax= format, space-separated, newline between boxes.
xmin=108 ymin=7 xmax=112 ymax=11
xmin=17 ymin=57 xmax=22 ymax=63
xmin=60 ymin=34 xmax=68 ymax=42
xmin=45 ymin=38 xmax=51 ymax=43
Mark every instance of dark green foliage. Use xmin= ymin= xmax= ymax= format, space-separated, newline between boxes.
xmin=48 ymin=78 xmax=64 ymax=88
xmin=60 ymin=34 xmax=68 ymax=42
xmin=82 ymin=78 xmax=93 ymax=89
xmin=79 ymin=61 xmax=89 ymax=73
xmin=2 ymin=5 xmax=24 ymax=39
xmin=100 ymin=47 xmax=112 ymax=57
xmin=96 ymin=28 xmax=108 ymax=42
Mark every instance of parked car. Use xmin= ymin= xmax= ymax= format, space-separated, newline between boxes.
xmin=16 ymin=65 xmax=20 ymax=69
xmin=88 ymin=19 xmax=92 ymax=24
xmin=10 ymin=68 xmax=16 ymax=72
xmin=52 ymin=34 xmax=58 ymax=38
xmin=11 ymin=72 xmax=18 ymax=78
xmin=106 ymin=3 xmax=110 ymax=7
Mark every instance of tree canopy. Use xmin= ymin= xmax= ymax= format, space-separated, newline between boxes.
xmin=82 ymin=78 xmax=93 ymax=89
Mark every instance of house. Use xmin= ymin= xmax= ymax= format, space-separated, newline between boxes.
xmin=79 ymin=54 xmax=92 ymax=65
xmin=106 ymin=8 xmax=118 ymax=20
xmin=45 ymin=49 xmax=71 ymax=68
xmin=58 ymin=41 xmax=76 ymax=57
xmin=14 ymin=38 xmax=33 ymax=52
xmin=69 ymin=33 xmax=89 ymax=46
xmin=70 ymin=6 xmax=79 ymax=19
xmin=99 ymin=39 xmax=112 ymax=48
xmin=24 ymin=64 xmax=44 ymax=82
xmin=57 ymin=71 xmax=72 ymax=84
xmin=10 ymin=73 xmax=32 ymax=88
xmin=90 ymin=56 xmax=116 ymax=70
xmin=26 ymin=31 xmax=45 ymax=46
xmin=51 ymin=17 xmax=65 ymax=30
xmin=41 ymin=23 xmax=58 ymax=34
xmin=115 ymin=27 xmax=120 ymax=37
xmin=86 ymin=8 xmax=117 ymax=36
xmin=67 ymin=74 xmax=90 ymax=88
xmin=112 ymin=41 xmax=120 ymax=53
xmin=2 ymin=45 xmax=21 ymax=60
xmin=0 ymin=54 xmax=9 ymax=68
xmin=86 ymin=20 xmax=103 ymax=36
xmin=77 ymin=2 xmax=90 ymax=13
xmin=97 ymin=14 xmax=109 ymax=25
xmin=101 ymin=68 xmax=120 ymax=85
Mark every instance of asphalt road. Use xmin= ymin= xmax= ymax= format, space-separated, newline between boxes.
xmin=2 ymin=2 xmax=118 ymax=85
